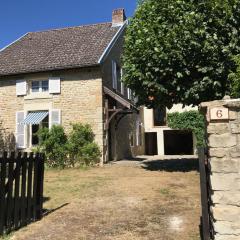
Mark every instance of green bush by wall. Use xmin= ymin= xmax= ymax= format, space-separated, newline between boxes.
xmin=37 ymin=123 xmax=101 ymax=168
xmin=167 ymin=110 xmax=206 ymax=147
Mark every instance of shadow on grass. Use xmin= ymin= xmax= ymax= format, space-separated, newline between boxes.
xmin=43 ymin=203 xmax=69 ymax=217
xmin=42 ymin=196 xmax=69 ymax=217
xmin=141 ymin=158 xmax=199 ymax=172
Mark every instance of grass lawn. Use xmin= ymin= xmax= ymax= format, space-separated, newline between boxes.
xmin=5 ymin=157 xmax=201 ymax=240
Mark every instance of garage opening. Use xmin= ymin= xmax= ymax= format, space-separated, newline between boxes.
xmin=145 ymin=132 xmax=158 ymax=155
xmin=164 ymin=130 xmax=193 ymax=155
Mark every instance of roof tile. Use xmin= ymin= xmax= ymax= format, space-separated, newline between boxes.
xmin=0 ymin=23 xmax=120 ymax=76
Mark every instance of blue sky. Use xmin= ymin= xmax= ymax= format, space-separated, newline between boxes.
xmin=0 ymin=0 xmax=136 ymax=49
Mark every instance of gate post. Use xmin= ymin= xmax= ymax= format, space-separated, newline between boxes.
xmin=200 ymin=98 xmax=240 ymax=240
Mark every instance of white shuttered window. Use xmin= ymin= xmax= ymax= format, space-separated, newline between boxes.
xmin=16 ymin=111 xmax=25 ymax=148
xmin=112 ymin=61 xmax=117 ymax=90
xmin=49 ymin=77 xmax=61 ymax=94
xmin=127 ymin=88 xmax=132 ymax=100
xmin=16 ymin=80 xmax=27 ymax=96
xmin=50 ymin=109 xmax=61 ymax=127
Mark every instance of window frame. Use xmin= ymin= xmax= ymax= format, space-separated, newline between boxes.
xmin=153 ymin=106 xmax=167 ymax=127
xmin=28 ymin=111 xmax=49 ymax=148
xmin=31 ymin=80 xmax=49 ymax=93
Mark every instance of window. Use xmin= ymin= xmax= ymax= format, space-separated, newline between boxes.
xmin=130 ymin=133 xmax=134 ymax=147
xmin=42 ymin=80 xmax=49 ymax=92
xmin=31 ymin=80 xmax=49 ymax=93
xmin=30 ymin=114 xmax=49 ymax=146
xmin=120 ymin=69 xmax=125 ymax=95
xmin=31 ymin=124 xmax=40 ymax=145
xmin=127 ymin=88 xmax=133 ymax=100
xmin=112 ymin=61 xmax=117 ymax=89
xmin=112 ymin=60 xmax=123 ymax=93
xmin=153 ymin=106 xmax=167 ymax=126
xmin=116 ymin=64 xmax=122 ymax=93
xmin=31 ymin=81 xmax=40 ymax=92
xmin=136 ymin=118 xmax=142 ymax=146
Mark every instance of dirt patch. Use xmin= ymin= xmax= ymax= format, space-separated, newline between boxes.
xmin=10 ymin=158 xmax=201 ymax=240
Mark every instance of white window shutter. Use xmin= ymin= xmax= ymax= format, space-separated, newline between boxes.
xmin=16 ymin=111 xmax=25 ymax=148
xmin=127 ymin=88 xmax=132 ymax=100
xmin=120 ymin=69 xmax=124 ymax=95
xmin=136 ymin=117 xmax=140 ymax=146
xmin=121 ymin=81 xmax=125 ymax=95
xmin=50 ymin=109 xmax=61 ymax=127
xmin=49 ymin=77 xmax=61 ymax=94
xmin=112 ymin=61 xmax=117 ymax=89
xmin=16 ymin=80 xmax=27 ymax=96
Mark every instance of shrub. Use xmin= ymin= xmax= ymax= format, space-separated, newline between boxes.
xmin=67 ymin=123 xmax=101 ymax=166
xmin=80 ymin=142 xmax=101 ymax=166
xmin=167 ymin=110 xmax=206 ymax=147
xmin=37 ymin=123 xmax=101 ymax=168
xmin=37 ymin=125 xmax=68 ymax=168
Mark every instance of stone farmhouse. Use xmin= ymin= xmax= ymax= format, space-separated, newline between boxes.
xmin=0 ymin=8 xmax=197 ymax=163
xmin=0 ymin=9 xmax=145 ymax=164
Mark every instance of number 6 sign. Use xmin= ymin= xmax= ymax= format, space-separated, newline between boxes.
xmin=210 ymin=107 xmax=229 ymax=120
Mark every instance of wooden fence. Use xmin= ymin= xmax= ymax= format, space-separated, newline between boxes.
xmin=198 ymin=148 xmax=214 ymax=240
xmin=0 ymin=152 xmax=44 ymax=235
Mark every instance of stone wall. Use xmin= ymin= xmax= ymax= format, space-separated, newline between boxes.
xmin=200 ymin=98 xmax=240 ymax=240
xmin=101 ymin=28 xmax=145 ymax=161
xmin=0 ymin=68 xmax=104 ymax=159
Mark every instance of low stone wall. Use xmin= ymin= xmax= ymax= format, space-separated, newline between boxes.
xmin=200 ymin=98 xmax=240 ymax=240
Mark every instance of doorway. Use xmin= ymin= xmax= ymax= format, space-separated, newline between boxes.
xmin=30 ymin=114 xmax=49 ymax=147
xmin=145 ymin=132 xmax=158 ymax=155
xmin=164 ymin=130 xmax=193 ymax=155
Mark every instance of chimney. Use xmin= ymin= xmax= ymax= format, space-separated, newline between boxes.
xmin=112 ymin=9 xmax=126 ymax=27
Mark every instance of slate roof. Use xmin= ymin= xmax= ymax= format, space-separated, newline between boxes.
xmin=0 ymin=23 xmax=120 ymax=76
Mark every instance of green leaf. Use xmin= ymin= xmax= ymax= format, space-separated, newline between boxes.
xmin=122 ymin=0 xmax=240 ymax=107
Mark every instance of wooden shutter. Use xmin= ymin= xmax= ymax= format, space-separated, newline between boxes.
xmin=50 ymin=109 xmax=61 ymax=127
xmin=127 ymin=88 xmax=132 ymax=100
xmin=16 ymin=111 xmax=25 ymax=148
xmin=120 ymin=69 xmax=124 ymax=95
xmin=112 ymin=61 xmax=117 ymax=89
xmin=49 ymin=77 xmax=61 ymax=94
xmin=121 ymin=82 xmax=124 ymax=95
xmin=16 ymin=80 xmax=27 ymax=96
xmin=136 ymin=116 xmax=142 ymax=146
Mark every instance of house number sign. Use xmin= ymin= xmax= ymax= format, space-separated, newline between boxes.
xmin=210 ymin=107 xmax=229 ymax=120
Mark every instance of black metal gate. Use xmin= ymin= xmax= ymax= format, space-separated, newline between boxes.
xmin=198 ymin=148 xmax=214 ymax=240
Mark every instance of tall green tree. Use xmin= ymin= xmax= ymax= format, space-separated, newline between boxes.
xmin=229 ymin=55 xmax=240 ymax=98
xmin=137 ymin=0 xmax=145 ymax=6
xmin=123 ymin=0 xmax=240 ymax=108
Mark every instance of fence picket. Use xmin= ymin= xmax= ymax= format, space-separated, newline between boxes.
xmin=0 ymin=152 xmax=44 ymax=235
xmin=0 ymin=153 xmax=7 ymax=235
xmin=36 ymin=154 xmax=44 ymax=219
xmin=26 ymin=153 xmax=33 ymax=222
xmin=6 ymin=153 xmax=15 ymax=230
xmin=13 ymin=153 xmax=21 ymax=229
xmin=20 ymin=152 xmax=27 ymax=226
xmin=32 ymin=153 xmax=39 ymax=220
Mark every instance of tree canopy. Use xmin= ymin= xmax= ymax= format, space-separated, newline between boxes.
xmin=123 ymin=0 xmax=240 ymax=108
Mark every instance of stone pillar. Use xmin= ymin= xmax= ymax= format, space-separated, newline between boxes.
xmin=200 ymin=99 xmax=240 ymax=240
